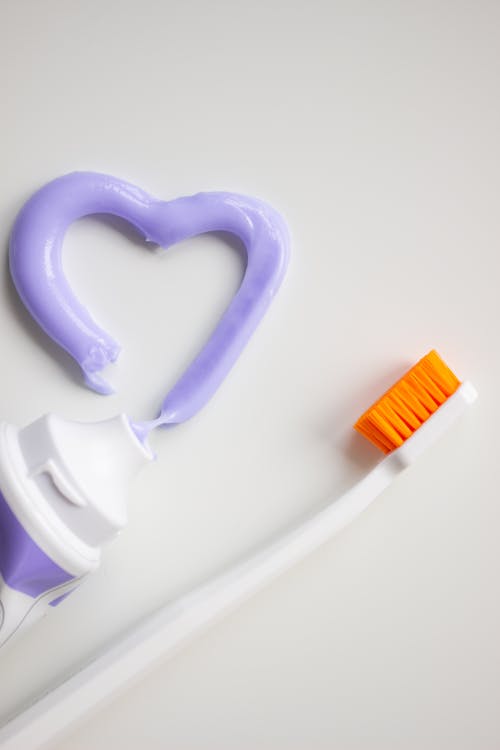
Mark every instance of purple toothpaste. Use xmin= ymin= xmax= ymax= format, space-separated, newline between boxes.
xmin=0 ymin=172 xmax=290 ymax=647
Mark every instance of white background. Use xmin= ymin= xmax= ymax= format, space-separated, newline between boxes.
xmin=1 ymin=1 xmax=499 ymax=748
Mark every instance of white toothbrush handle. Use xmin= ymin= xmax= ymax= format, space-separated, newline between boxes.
xmin=0 ymin=460 xmax=398 ymax=750
xmin=0 ymin=383 xmax=477 ymax=750
xmin=186 ymin=459 xmax=398 ymax=616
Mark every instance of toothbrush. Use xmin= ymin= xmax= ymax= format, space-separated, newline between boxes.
xmin=0 ymin=350 xmax=477 ymax=750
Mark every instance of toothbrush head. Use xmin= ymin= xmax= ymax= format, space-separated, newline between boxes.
xmin=354 ymin=350 xmax=462 ymax=454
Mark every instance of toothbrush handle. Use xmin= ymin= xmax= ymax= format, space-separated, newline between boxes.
xmin=0 ymin=459 xmax=399 ymax=750
xmin=183 ymin=459 xmax=398 ymax=618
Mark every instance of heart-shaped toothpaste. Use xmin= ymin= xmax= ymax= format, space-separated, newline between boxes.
xmin=9 ymin=172 xmax=290 ymax=426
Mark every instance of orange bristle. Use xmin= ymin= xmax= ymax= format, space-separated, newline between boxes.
xmin=354 ymin=351 xmax=461 ymax=454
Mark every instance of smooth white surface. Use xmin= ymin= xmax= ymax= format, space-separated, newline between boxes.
xmin=0 ymin=0 xmax=498 ymax=748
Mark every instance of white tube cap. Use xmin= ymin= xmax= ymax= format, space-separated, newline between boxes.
xmin=15 ymin=414 xmax=154 ymax=549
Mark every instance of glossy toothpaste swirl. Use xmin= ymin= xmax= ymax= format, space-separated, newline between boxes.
xmin=9 ymin=172 xmax=290 ymax=438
